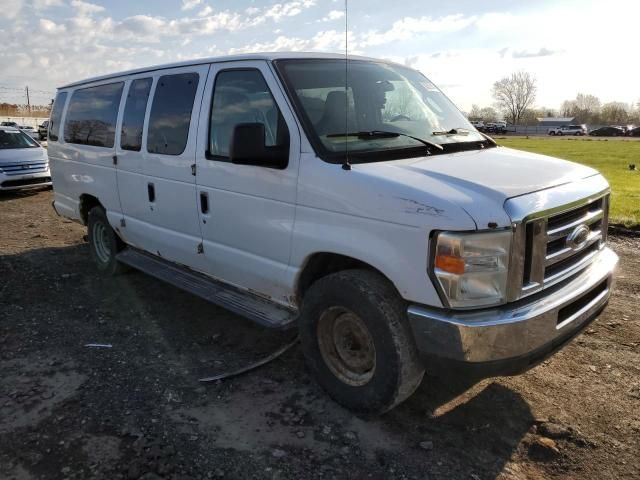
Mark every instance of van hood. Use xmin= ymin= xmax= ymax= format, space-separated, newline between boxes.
xmin=0 ymin=147 xmax=47 ymax=165
xmin=354 ymin=146 xmax=599 ymax=228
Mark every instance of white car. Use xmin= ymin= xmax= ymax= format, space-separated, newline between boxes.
xmin=49 ymin=53 xmax=618 ymax=413
xmin=470 ymin=120 xmax=484 ymax=129
xmin=18 ymin=125 xmax=40 ymax=140
xmin=0 ymin=127 xmax=51 ymax=191
xmin=548 ymin=125 xmax=587 ymax=136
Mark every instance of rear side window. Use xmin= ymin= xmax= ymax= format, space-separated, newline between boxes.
xmin=147 ymin=73 xmax=199 ymax=156
xmin=48 ymin=91 xmax=67 ymax=142
xmin=121 ymin=78 xmax=152 ymax=152
xmin=64 ymin=82 xmax=124 ymax=147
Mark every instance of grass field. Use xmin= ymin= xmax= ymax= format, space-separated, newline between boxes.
xmin=497 ymin=137 xmax=640 ymax=227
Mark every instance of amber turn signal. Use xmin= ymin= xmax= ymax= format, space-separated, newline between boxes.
xmin=434 ymin=255 xmax=465 ymax=274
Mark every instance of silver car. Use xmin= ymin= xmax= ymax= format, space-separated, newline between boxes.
xmin=0 ymin=127 xmax=51 ymax=191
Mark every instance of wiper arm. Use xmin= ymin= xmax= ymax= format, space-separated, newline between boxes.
xmin=326 ymin=130 xmax=443 ymax=151
xmin=431 ymin=128 xmax=471 ymax=136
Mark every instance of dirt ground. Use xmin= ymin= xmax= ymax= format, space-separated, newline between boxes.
xmin=1 ymin=189 xmax=639 ymax=480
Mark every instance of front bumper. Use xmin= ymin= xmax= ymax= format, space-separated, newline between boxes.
xmin=0 ymin=170 xmax=52 ymax=191
xmin=408 ymin=247 xmax=618 ymax=378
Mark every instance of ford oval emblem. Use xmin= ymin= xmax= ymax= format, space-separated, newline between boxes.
xmin=566 ymin=225 xmax=590 ymax=250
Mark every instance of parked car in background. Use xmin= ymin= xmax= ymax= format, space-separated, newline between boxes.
xmin=589 ymin=126 xmax=625 ymax=137
xmin=627 ymin=126 xmax=640 ymax=137
xmin=548 ymin=125 xmax=587 ymax=136
xmin=49 ymin=52 xmax=618 ymax=413
xmin=0 ymin=126 xmax=51 ymax=191
xmin=470 ymin=120 xmax=484 ymax=130
xmin=19 ymin=125 xmax=39 ymax=140
xmin=38 ymin=120 xmax=49 ymax=140
xmin=486 ymin=121 xmax=507 ymax=134
xmin=1 ymin=121 xmax=19 ymax=128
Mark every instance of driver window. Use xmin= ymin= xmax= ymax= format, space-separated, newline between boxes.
xmin=209 ymin=69 xmax=288 ymax=159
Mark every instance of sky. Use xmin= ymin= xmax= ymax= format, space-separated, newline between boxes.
xmin=1 ymin=0 xmax=639 ymax=112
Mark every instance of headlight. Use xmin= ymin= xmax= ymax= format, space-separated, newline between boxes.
xmin=431 ymin=230 xmax=511 ymax=308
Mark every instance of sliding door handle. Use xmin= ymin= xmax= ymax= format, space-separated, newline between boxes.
xmin=147 ymin=183 xmax=155 ymax=202
xmin=200 ymin=192 xmax=209 ymax=214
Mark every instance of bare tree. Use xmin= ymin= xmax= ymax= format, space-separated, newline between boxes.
xmin=492 ymin=71 xmax=537 ymax=125
xmin=467 ymin=104 xmax=499 ymax=122
xmin=600 ymin=102 xmax=630 ymax=124
xmin=560 ymin=93 xmax=601 ymax=123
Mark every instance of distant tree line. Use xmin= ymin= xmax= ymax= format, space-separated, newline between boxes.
xmin=0 ymin=102 xmax=51 ymax=118
xmin=468 ymin=71 xmax=640 ymax=126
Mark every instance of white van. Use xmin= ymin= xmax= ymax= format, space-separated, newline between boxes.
xmin=49 ymin=53 xmax=618 ymax=413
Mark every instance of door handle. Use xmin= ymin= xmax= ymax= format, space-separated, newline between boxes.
xmin=200 ymin=192 xmax=209 ymax=214
xmin=147 ymin=183 xmax=155 ymax=202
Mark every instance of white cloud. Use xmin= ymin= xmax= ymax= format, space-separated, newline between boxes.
xmin=319 ymin=10 xmax=344 ymax=22
xmin=181 ymin=0 xmax=202 ymax=11
xmin=361 ymin=14 xmax=476 ymax=47
xmin=197 ymin=5 xmax=213 ymax=17
xmin=70 ymin=0 xmax=106 ymax=15
xmin=229 ymin=29 xmax=348 ymax=54
xmin=39 ymin=18 xmax=66 ymax=33
xmin=33 ymin=0 xmax=65 ymax=8
xmin=264 ymin=0 xmax=316 ymax=22
xmin=512 ymin=47 xmax=559 ymax=59
xmin=0 ymin=0 xmax=23 ymax=19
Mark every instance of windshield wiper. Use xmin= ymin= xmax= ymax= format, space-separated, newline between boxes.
xmin=431 ymin=128 xmax=471 ymax=136
xmin=326 ymin=130 xmax=444 ymax=151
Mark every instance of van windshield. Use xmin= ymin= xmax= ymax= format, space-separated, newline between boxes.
xmin=275 ymin=59 xmax=485 ymax=161
xmin=0 ymin=129 xmax=39 ymax=149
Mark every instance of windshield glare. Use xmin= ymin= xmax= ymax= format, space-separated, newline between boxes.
xmin=277 ymin=60 xmax=484 ymax=157
xmin=0 ymin=129 xmax=39 ymax=149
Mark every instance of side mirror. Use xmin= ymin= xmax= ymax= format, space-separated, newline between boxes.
xmin=229 ymin=123 xmax=288 ymax=169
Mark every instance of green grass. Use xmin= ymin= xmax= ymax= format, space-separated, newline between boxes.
xmin=497 ymin=137 xmax=640 ymax=227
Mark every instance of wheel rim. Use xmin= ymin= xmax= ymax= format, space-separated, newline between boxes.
xmin=92 ymin=222 xmax=111 ymax=264
xmin=317 ymin=306 xmax=376 ymax=386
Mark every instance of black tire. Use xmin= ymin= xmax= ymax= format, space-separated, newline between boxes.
xmin=299 ymin=269 xmax=424 ymax=413
xmin=87 ymin=206 xmax=127 ymax=275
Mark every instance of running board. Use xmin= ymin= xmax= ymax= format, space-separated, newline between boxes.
xmin=116 ymin=248 xmax=297 ymax=329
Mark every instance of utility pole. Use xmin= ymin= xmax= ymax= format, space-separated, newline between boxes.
xmin=25 ymin=86 xmax=31 ymax=114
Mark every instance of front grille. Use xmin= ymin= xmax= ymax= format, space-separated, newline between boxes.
xmin=557 ymin=279 xmax=608 ymax=326
xmin=1 ymin=177 xmax=51 ymax=188
xmin=0 ymin=161 xmax=48 ymax=176
xmin=518 ymin=194 xmax=608 ymax=297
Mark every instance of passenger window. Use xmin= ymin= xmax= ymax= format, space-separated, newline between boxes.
xmin=64 ymin=82 xmax=124 ymax=147
xmin=121 ymin=78 xmax=152 ymax=152
xmin=209 ymin=69 xmax=289 ymax=159
xmin=147 ymin=73 xmax=199 ymax=155
xmin=48 ymin=91 xmax=67 ymax=142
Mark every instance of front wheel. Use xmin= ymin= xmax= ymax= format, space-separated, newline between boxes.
xmin=87 ymin=206 xmax=127 ymax=275
xmin=299 ymin=269 xmax=425 ymax=413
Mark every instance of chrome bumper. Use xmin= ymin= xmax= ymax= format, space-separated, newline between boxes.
xmin=408 ymin=247 xmax=618 ymax=373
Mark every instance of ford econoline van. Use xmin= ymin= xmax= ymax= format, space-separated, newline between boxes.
xmin=49 ymin=53 xmax=618 ymax=413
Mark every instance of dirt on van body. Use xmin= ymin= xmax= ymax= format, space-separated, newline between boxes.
xmin=1 ymin=189 xmax=639 ymax=480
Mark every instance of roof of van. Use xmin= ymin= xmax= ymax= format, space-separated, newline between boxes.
xmin=58 ymin=52 xmax=388 ymax=89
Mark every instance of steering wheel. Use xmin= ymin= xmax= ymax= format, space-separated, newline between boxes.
xmin=390 ymin=115 xmax=411 ymax=122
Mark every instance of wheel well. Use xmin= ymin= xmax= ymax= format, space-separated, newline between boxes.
xmin=296 ymin=253 xmax=386 ymax=302
xmin=79 ymin=194 xmax=102 ymax=225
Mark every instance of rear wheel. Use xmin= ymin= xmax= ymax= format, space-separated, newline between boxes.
xmin=549 ymin=131 xmax=556 ymax=136
xmin=299 ymin=269 xmax=425 ymax=413
xmin=87 ymin=206 xmax=127 ymax=275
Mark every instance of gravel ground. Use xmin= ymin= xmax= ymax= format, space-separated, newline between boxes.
xmin=1 ymin=188 xmax=639 ymax=480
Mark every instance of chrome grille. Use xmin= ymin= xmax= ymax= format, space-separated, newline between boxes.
xmin=0 ymin=161 xmax=48 ymax=176
xmin=519 ymin=195 xmax=608 ymax=296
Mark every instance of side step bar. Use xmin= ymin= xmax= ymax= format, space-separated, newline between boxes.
xmin=116 ymin=248 xmax=297 ymax=329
